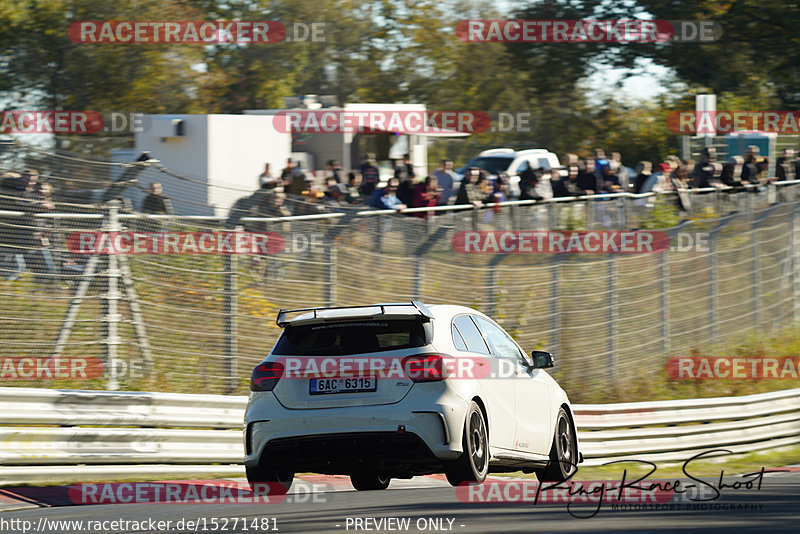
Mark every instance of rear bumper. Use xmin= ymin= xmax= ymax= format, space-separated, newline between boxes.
xmin=250 ymin=431 xmax=440 ymax=475
xmin=244 ymin=389 xmax=468 ymax=474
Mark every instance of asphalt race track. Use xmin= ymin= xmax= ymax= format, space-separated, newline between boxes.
xmin=1 ymin=470 xmax=799 ymax=533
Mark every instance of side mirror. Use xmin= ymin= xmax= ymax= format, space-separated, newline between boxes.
xmin=530 ymin=350 xmax=554 ymax=369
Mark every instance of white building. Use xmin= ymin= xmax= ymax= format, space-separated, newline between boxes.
xmin=127 ymin=114 xmax=291 ymax=216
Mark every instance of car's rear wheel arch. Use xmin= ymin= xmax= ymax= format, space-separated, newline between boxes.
xmin=559 ymin=403 xmax=579 ymax=459
xmin=471 ymin=396 xmax=489 ymax=445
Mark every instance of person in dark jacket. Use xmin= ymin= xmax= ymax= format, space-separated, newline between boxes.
xmin=740 ymin=146 xmax=762 ymax=185
xmin=0 ymin=172 xmax=51 ymax=282
xmin=140 ymin=183 xmax=174 ymax=232
xmin=455 ymin=168 xmax=485 ymax=206
xmin=632 ymin=162 xmax=654 ymax=194
xmin=518 ymin=168 xmax=543 ymax=201
xmin=577 ymin=159 xmax=600 ymax=194
xmin=776 ymin=149 xmax=796 ymax=182
xmin=141 ymin=183 xmax=174 ymax=215
xmin=552 ymin=167 xmax=586 ymax=197
xmin=692 ymin=148 xmax=723 ymax=188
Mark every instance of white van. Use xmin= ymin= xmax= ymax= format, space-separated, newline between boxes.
xmin=456 ymin=148 xmax=562 ymax=197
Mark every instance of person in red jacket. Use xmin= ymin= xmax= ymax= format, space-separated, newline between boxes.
xmin=410 ymin=175 xmax=441 ymax=219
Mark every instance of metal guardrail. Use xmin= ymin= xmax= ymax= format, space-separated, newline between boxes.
xmin=1 ymin=386 xmax=798 ymax=483
xmin=2 ymin=178 xmax=799 ymax=222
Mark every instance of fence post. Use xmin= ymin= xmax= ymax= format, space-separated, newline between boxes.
xmin=708 ymin=230 xmax=718 ymax=343
xmin=486 ymin=255 xmax=506 ymax=317
xmin=223 ymin=243 xmax=238 ymax=394
xmin=660 ymin=250 xmax=670 ymax=355
xmin=752 ymin=223 xmax=760 ymax=327
xmin=413 ymin=259 xmax=425 ymax=300
xmin=550 ymin=256 xmax=561 ymax=358
xmin=607 ymin=254 xmax=617 ymax=383
xmin=102 ymin=201 xmax=122 ymax=390
xmin=325 ymin=242 xmax=337 ymax=306
xmin=510 ymin=203 xmax=519 ymax=231
xmin=793 ymin=207 xmax=799 ymax=323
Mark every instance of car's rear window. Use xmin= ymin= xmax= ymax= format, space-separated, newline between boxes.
xmin=273 ymin=319 xmax=427 ymax=356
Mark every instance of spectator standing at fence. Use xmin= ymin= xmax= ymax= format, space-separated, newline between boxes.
xmin=692 ymin=148 xmax=724 ymax=188
xmin=280 ymin=158 xmax=295 ymax=189
xmin=0 ymin=172 xmax=27 ymax=281
xmin=632 ymin=161 xmax=655 ymax=194
xmin=142 ymin=183 xmax=174 ymax=215
xmin=395 ymin=154 xmax=416 ymax=206
xmin=553 ymin=166 xmax=586 ymax=197
xmin=0 ymin=171 xmax=51 ymax=282
xmin=455 ymin=168 xmax=484 ymax=206
xmin=326 ymin=160 xmax=343 ymax=183
xmin=324 ymin=183 xmax=349 ymax=210
xmin=394 ymin=154 xmax=414 ymax=182
xmin=288 ymin=163 xmax=307 ymax=196
xmin=534 ymin=167 xmax=556 ymax=200
xmin=518 ymin=168 xmax=542 ymax=201
xmin=370 ymin=178 xmax=406 ymax=210
xmin=609 ymin=152 xmax=632 ymax=190
xmin=776 ymin=149 xmax=796 ymax=182
xmin=258 ymin=163 xmax=273 ymax=188
xmin=141 ymin=183 xmax=174 ymax=233
xmin=293 ymin=184 xmax=326 ymax=216
xmin=345 ymin=172 xmax=363 ymax=204
xmin=577 ymin=159 xmax=599 ymax=194
xmin=432 ymin=159 xmax=457 ymax=205
xmin=794 ymin=150 xmax=800 ymax=181
xmin=740 ymin=146 xmax=762 ymax=185
xmin=28 ymin=181 xmax=57 ymax=285
xmin=396 ymin=174 xmax=417 ymax=207
xmin=410 ymin=175 xmax=441 ymax=219
xmin=599 ymin=163 xmax=621 ymax=193
xmin=721 ymin=156 xmax=745 ymax=187
xmin=359 ymin=154 xmax=380 ymax=197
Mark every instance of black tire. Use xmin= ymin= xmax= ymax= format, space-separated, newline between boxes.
xmin=536 ymin=407 xmax=578 ymax=482
xmin=246 ymin=463 xmax=294 ymax=495
xmin=445 ymin=401 xmax=489 ymax=486
xmin=350 ymin=472 xmax=391 ymax=491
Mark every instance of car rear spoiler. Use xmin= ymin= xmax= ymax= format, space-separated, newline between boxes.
xmin=275 ymin=301 xmax=434 ymax=328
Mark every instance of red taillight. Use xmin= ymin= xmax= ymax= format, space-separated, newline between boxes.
xmin=402 ymin=354 xmax=447 ymax=383
xmin=251 ymin=362 xmax=284 ymax=391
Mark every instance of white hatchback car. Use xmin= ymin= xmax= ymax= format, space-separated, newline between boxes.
xmin=244 ymin=302 xmax=580 ymax=492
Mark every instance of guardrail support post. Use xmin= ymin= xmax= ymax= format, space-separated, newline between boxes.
xmin=660 ymin=250 xmax=670 ymax=355
xmin=223 ymin=240 xmax=238 ymax=395
xmin=793 ymin=207 xmax=800 ymax=323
